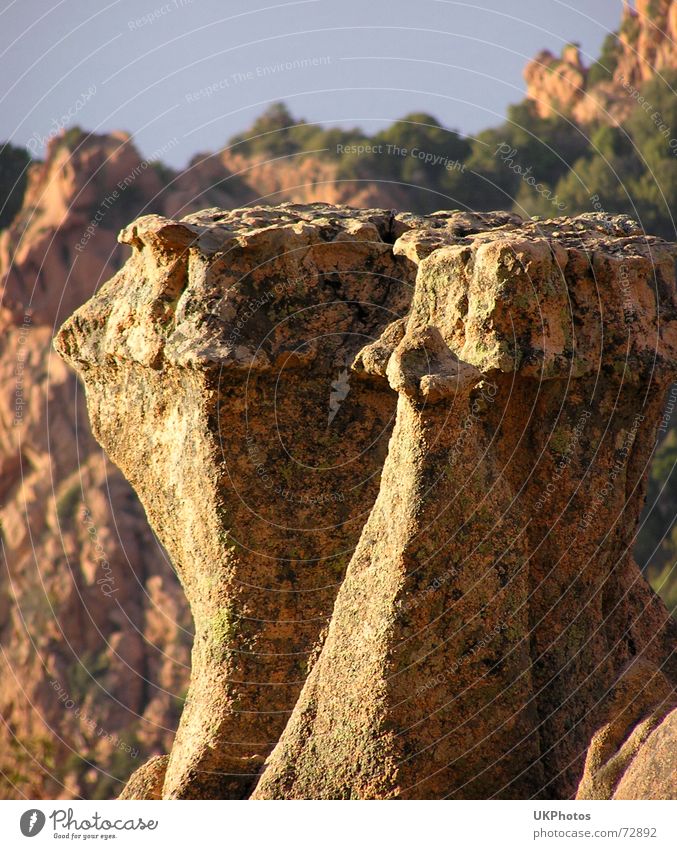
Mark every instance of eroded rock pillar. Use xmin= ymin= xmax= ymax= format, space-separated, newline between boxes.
xmin=253 ymin=215 xmax=677 ymax=799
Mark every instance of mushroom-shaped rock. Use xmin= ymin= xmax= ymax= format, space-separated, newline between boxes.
xmin=56 ymin=205 xmax=677 ymax=800
xmin=252 ymin=213 xmax=677 ymax=799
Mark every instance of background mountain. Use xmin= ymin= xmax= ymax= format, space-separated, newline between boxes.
xmin=1 ymin=0 xmax=676 ymax=798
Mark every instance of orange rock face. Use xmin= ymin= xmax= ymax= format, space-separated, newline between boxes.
xmin=253 ymin=211 xmax=677 ymax=799
xmin=56 ymin=204 xmax=426 ymax=797
xmin=524 ymin=48 xmax=587 ymax=120
xmin=0 ymin=111 xmax=414 ymax=799
xmin=57 ymin=205 xmax=677 ymax=799
xmin=524 ymin=1 xmax=677 ymax=125
xmin=0 ymin=133 xmax=192 ymax=799
xmin=0 ymin=126 xmax=437 ymax=800
xmin=576 ymin=658 xmax=677 ymax=800
xmin=612 ymin=708 xmax=677 ymax=799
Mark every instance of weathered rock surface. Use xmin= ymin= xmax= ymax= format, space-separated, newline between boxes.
xmin=612 ymin=707 xmax=677 ymax=798
xmin=0 ymin=127 xmax=454 ymax=800
xmin=57 ymin=203 xmax=677 ymax=799
xmin=576 ymin=659 xmax=676 ymax=800
xmin=56 ymin=203 xmax=477 ymax=798
xmin=251 ymin=210 xmax=677 ymax=799
xmin=118 ymin=755 xmax=168 ymax=800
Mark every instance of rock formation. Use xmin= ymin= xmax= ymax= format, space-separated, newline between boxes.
xmin=57 ymin=203 xmax=677 ymax=799
xmin=117 ymin=755 xmax=168 ymax=800
xmin=252 ymin=209 xmax=677 ymax=799
xmin=6 ymin=0 xmax=677 ymax=801
xmin=0 ymin=127 xmax=434 ymax=800
xmin=525 ymin=0 xmax=677 ymax=124
xmin=576 ymin=659 xmax=676 ymax=799
xmin=0 ymin=132 xmax=192 ymax=799
xmin=610 ymin=708 xmax=677 ymax=798
xmin=55 ymin=203 xmax=442 ymax=798
xmin=524 ymin=45 xmax=587 ymax=120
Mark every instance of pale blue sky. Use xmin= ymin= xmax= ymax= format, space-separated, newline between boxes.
xmin=1 ymin=0 xmax=624 ymax=167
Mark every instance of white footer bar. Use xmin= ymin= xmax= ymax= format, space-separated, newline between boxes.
xmin=1 ymin=799 xmax=674 ymax=848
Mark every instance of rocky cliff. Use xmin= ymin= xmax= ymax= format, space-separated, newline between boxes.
xmin=56 ymin=203 xmax=677 ymax=799
xmin=0 ymin=128 xmax=413 ymax=799
xmin=0 ymin=133 xmax=192 ymax=798
xmin=524 ymin=0 xmax=677 ymax=124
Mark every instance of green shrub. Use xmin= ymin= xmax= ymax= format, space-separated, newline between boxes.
xmin=0 ymin=142 xmax=30 ymax=229
xmin=587 ymin=33 xmax=621 ymax=87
